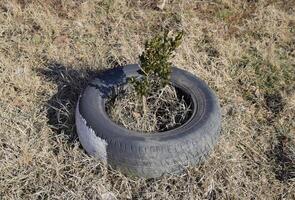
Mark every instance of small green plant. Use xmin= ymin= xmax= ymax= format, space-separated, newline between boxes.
xmin=130 ymin=31 xmax=184 ymax=97
xmin=216 ymin=8 xmax=233 ymax=21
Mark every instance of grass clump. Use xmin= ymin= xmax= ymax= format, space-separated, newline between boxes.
xmin=107 ymin=85 xmax=192 ymax=132
xmin=235 ymin=47 xmax=294 ymax=114
xmin=216 ymin=8 xmax=233 ymax=21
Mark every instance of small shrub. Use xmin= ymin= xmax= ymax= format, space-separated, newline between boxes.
xmin=106 ymin=31 xmax=189 ymax=132
xmin=129 ymin=31 xmax=184 ymax=97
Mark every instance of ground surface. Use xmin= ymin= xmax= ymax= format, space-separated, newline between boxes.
xmin=107 ymin=84 xmax=193 ymax=133
xmin=0 ymin=0 xmax=294 ymax=199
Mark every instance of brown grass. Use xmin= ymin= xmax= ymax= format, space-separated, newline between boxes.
xmin=0 ymin=0 xmax=294 ymax=199
xmin=106 ymin=84 xmax=192 ymax=133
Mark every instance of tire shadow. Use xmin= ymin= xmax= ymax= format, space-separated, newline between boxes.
xmin=36 ymin=61 xmax=99 ymax=144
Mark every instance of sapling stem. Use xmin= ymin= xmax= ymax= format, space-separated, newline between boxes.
xmin=142 ymin=95 xmax=147 ymax=116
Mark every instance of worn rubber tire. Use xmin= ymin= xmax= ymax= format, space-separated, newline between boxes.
xmin=76 ymin=64 xmax=221 ymax=178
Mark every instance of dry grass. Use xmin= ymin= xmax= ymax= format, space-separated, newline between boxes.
xmin=0 ymin=0 xmax=294 ymax=199
xmin=106 ymin=84 xmax=192 ymax=133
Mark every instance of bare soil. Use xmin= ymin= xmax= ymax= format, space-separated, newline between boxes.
xmin=0 ymin=0 xmax=294 ymax=199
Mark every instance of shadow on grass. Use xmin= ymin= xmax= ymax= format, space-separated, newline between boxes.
xmin=36 ymin=61 xmax=100 ymax=144
xmin=267 ymin=133 xmax=295 ymax=182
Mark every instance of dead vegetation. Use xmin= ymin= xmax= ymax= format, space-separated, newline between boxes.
xmin=106 ymin=84 xmax=192 ymax=133
xmin=0 ymin=0 xmax=294 ymax=199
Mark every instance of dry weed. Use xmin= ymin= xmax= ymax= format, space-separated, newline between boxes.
xmin=107 ymin=84 xmax=192 ymax=133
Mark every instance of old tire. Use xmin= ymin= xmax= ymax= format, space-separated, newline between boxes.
xmin=76 ymin=64 xmax=221 ymax=178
